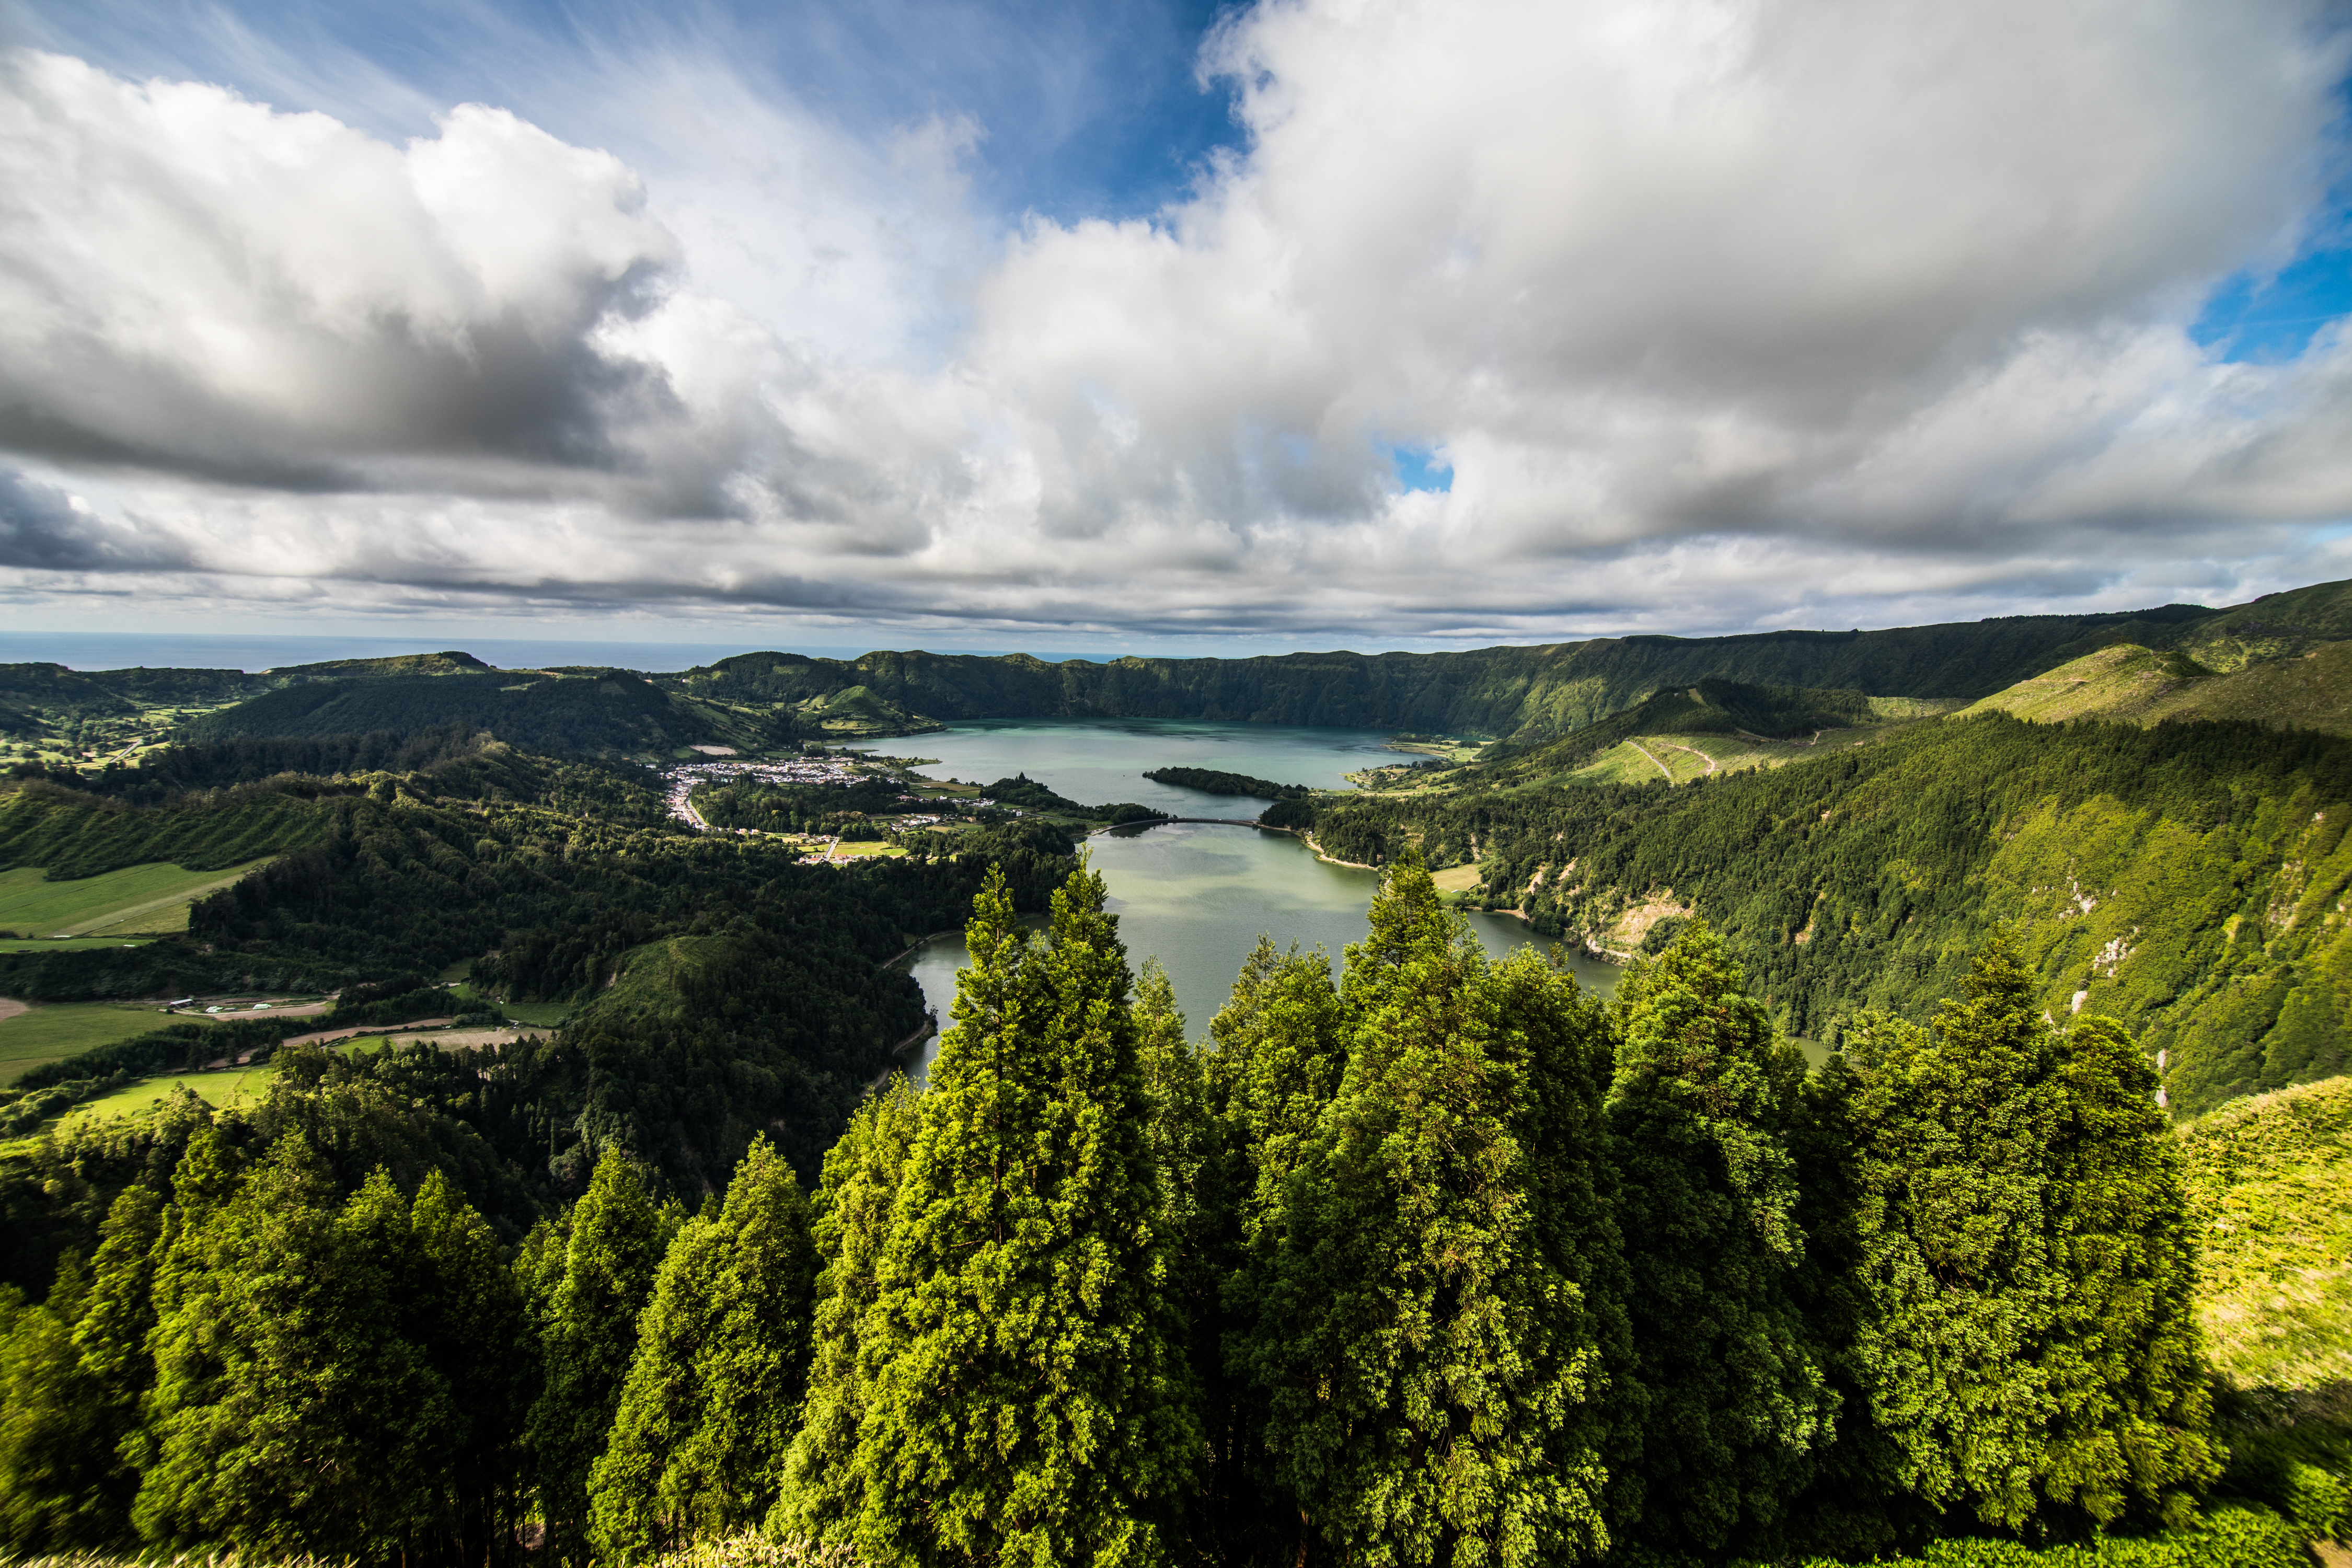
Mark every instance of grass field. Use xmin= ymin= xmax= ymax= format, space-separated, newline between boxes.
xmin=0 ymin=1000 xmax=195 ymax=1086
xmin=0 ymin=936 xmax=151 ymax=952
xmin=0 ymin=858 xmax=275 ymax=937
xmin=2177 ymin=1075 xmax=2352 ymax=1392
xmin=446 ymin=978 xmax=570 ymax=1028
xmin=61 ymin=1063 xmax=278 ymax=1125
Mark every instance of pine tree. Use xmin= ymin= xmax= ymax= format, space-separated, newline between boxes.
xmin=1203 ymin=936 xmax=1351 ymax=1561
xmin=0 ymin=1278 xmax=106 ymax=1552
xmin=136 ymin=1152 xmax=449 ymax=1557
xmin=775 ymin=1076 xmax=923 ymax=1544
xmin=410 ymin=1170 xmax=537 ymax=1565
xmin=1244 ymin=854 xmax=1612 ymax=1568
xmin=2040 ymin=1016 xmax=2218 ymax=1524
xmin=527 ymin=1149 xmax=677 ymax=1562
xmin=591 ymin=1137 xmax=817 ymax=1559
xmin=1847 ymin=936 xmax=2217 ymax=1530
xmin=1606 ymin=917 xmax=1829 ymax=1553
xmin=847 ymin=863 xmax=1201 ymax=1567
xmin=0 ymin=1184 xmax=165 ymax=1552
xmin=1134 ymin=958 xmax=1265 ymax=1562
xmin=1779 ymin=1051 xmax=1904 ymax=1557
xmin=1847 ymin=932 xmax=2067 ymax=1530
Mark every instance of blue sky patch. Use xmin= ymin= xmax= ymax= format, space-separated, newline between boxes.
xmin=1392 ymin=445 xmax=1452 ymax=493
xmin=2192 ymin=245 xmax=2352 ymax=363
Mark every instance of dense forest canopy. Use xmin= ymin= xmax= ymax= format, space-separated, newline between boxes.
xmin=0 ymin=863 xmax=2337 ymax=1568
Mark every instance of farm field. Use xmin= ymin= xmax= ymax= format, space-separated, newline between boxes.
xmin=0 ymin=1000 xmax=192 ymax=1086
xmin=0 ymin=857 xmax=275 ymax=937
xmin=62 ymin=1063 xmax=277 ymax=1126
xmin=0 ymin=936 xmax=151 ymax=952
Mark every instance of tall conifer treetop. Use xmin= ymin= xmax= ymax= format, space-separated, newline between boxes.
xmin=1605 ymin=916 xmax=1828 ymax=1553
xmin=777 ymin=1076 xmax=924 ymax=1546
xmin=592 ymin=1136 xmax=817 ymax=1561
xmin=846 ymin=862 xmax=1201 ymax=1568
xmin=1243 ymin=851 xmax=1612 ymax=1568
xmin=1844 ymin=930 xmax=2217 ymax=1530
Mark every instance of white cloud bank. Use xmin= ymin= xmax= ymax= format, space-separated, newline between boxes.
xmin=3 ymin=0 xmax=2350 ymax=644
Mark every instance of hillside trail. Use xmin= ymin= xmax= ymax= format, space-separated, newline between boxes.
xmin=1625 ymin=741 xmax=1674 ymax=782
xmin=1655 ymin=741 xmax=1719 ymax=776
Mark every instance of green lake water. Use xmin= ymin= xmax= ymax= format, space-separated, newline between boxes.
xmin=882 ymin=719 xmax=1617 ymax=1077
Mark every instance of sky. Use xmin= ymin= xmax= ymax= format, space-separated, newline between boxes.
xmin=3 ymin=0 xmax=2352 ymax=659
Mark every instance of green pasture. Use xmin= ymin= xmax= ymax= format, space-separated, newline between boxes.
xmin=446 ymin=978 xmax=569 ymax=1028
xmin=63 ymin=1064 xmax=278 ymax=1126
xmin=0 ymin=1000 xmax=197 ymax=1087
xmin=0 ymin=937 xmax=149 ymax=952
xmin=0 ymin=858 xmax=275 ymax=937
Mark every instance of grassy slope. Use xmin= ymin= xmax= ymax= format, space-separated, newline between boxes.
xmin=1966 ymin=640 xmax=2352 ymax=734
xmin=0 ymin=1001 xmax=210 ymax=1086
xmin=0 ymin=858 xmax=276 ymax=936
xmin=2173 ymin=578 xmax=2352 ymax=672
xmin=1438 ymin=682 xmax=1963 ymax=792
xmin=2177 ymin=1076 xmax=2352 ymax=1392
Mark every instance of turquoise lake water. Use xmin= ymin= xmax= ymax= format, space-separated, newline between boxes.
xmin=877 ymin=719 xmax=1617 ymax=1075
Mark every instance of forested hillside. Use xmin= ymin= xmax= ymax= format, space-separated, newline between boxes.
xmin=0 ymin=865 xmax=2336 ymax=1567
xmin=0 ymin=735 xmax=1079 ymax=1212
xmin=178 ymin=669 xmax=785 ymax=757
xmin=1285 ymin=714 xmax=2352 ymax=1116
xmin=660 ymin=602 xmax=2232 ymax=742
xmin=647 ymin=578 xmax=2352 ymax=743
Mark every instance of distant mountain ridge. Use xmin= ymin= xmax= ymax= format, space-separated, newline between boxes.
xmin=654 ymin=579 xmax=2352 ymax=743
xmin=17 ymin=577 xmax=2352 ymax=763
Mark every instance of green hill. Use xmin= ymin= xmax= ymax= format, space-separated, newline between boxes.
xmin=176 ymin=670 xmax=775 ymax=757
xmin=1294 ymin=713 xmax=2352 ymax=1115
xmin=1458 ymin=679 xmax=1882 ymax=785
xmin=2172 ymin=578 xmax=2352 ymax=671
xmin=1967 ymin=640 xmax=2352 ymax=734
xmin=262 ymin=650 xmax=494 ymax=681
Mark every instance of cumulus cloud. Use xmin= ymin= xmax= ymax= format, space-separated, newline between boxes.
xmin=3 ymin=0 xmax=2351 ymax=644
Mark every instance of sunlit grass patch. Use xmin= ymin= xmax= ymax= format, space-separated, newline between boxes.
xmin=0 ymin=1000 xmax=200 ymax=1087
xmin=0 ymin=858 xmax=275 ymax=937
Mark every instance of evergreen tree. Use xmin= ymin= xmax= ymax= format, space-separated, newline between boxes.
xmin=2041 ymin=1016 xmax=2217 ymax=1524
xmin=591 ymin=1137 xmax=817 ymax=1559
xmin=1846 ymin=934 xmax=2068 ymax=1531
xmin=0 ymin=1277 xmax=107 ymax=1552
xmin=1848 ymin=936 xmax=2217 ymax=1530
xmin=1203 ymin=936 xmax=1352 ymax=1561
xmin=1483 ymin=943 xmax=1630 ymax=1548
xmin=1605 ymin=917 xmax=1830 ymax=1553
xmin=775 ymin=1076 xmax=924 ymax=1544
xmin=1243 ymin=854 xmax=1612 ymax=1568
xmin=1211 ymin=937 xmax=1350 ymax=1248
xmin=0 ymin=1185 xmax=165 ymax=1552
xmin=527 ymin=1148 xmax=676 ymax=1563
xmin=410 ymin=1170 xmax=538 ymax=1566
xmin=847 ymin=863 xmax=1201 ymax=1567
xmin=1134 ymin=958 xmax=1265 ymax=1562
xmin=136 ymin=1152 xmax=448 ymax=1557
xmin=1779 ymin=1051 xmax=1904 ymax=1557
